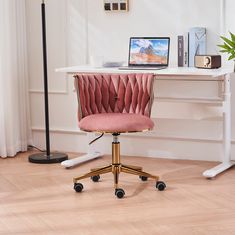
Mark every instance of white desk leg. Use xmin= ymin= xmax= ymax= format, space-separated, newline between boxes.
xmin=203 ymin=74 xmax=235 ymax=178
xmin=61 ymin=132 xmax=103 ymax=168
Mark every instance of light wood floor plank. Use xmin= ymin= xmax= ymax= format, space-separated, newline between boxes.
xmin=0 ymin=151 xmax=235 ymax=235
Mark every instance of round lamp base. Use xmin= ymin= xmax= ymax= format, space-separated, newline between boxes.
xmin=28 ymin=152 xmax=68 ymax=164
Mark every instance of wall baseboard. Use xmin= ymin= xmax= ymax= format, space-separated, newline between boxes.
xmin=31 ymin=127 xmax=235 ymax=162
xmin=31 ymin=126 xmax=223 ymax=143
xmin=29 ymin=89 xmax=68 ymax=95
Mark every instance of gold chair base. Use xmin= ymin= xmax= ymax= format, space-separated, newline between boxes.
xmin=73 ymin=163 xmax=159 ymax=189
xmin=73 ymin=137 xmax=164 ymax=197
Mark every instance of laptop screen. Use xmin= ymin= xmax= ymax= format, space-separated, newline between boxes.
xmin=128 ymin=37 xmax=170 ymax=66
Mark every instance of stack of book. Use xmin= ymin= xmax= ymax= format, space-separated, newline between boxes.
xmin=178 ymin=27 xmax=206 ymax=67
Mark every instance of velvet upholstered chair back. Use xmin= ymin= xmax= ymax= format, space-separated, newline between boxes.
xmin=73 ymin=73 xmax=155 ymax=121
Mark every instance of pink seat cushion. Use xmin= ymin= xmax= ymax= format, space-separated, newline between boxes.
xmin=79 ymin=113 xmax=154 ymax=133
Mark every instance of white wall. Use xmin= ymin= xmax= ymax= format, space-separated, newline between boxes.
xmin=26 ymin=0 xmax=235 ymax=161
xmin=86 ymin=0 xmax=221 ymax=65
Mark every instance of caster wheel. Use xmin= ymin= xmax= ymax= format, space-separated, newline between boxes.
xmin=156 ymin=181 xmax=166 ymax=191
xmin=91 ymin=175 xmax=100 ymax=182
xmin=139 ymin=175 xmax=148 ymax=181
xmin=74 ymin=183 xmax=83 ymax=192
xmin=115 ymin=188 xmax=125 ymax=199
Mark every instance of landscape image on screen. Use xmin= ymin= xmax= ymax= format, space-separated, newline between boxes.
xmin=129 ymin=39 xmax=169 ymax=65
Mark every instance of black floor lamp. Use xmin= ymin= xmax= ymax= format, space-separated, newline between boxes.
xmin=29 ymin=0 xmax=68 ymax=163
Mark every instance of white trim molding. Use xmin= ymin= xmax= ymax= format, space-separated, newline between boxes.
xmin=220 ymin=0 xmax=225 ymax=35
xmin=31 ymin=126 xmax=227 ymax=144
xmin=29 ymin=77 xmax=69 ymax=94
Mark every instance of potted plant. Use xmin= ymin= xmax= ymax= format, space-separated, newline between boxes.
xmin=218 ymin=32 xmax=235 ymax=72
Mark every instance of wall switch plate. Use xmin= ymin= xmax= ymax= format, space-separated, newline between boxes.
xmin=103 ymin=0 xmax=129 ymax=12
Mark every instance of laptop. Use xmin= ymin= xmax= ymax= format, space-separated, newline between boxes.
xmin=119 ymin=37 xmax=170 ymax=70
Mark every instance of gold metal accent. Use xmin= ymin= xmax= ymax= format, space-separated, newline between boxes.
xmin=112 ymin=142 xmax=120 ymax=164
xmin=90 ymin=166 xmax=109 ymax=172
xmin=73 ymin=135 xmax=161 ymax=193
xmin=123 ymin=164 xmax=142 ymax=171
xmin=113 ymin=166 xmax=119 ymax=189
xmin=111 ymin=164 xmax=121 ymax=173
xmin=73 ymin=165 xmax=112 ymax=183
xmin=79 ymin=128 xmax=152 ymax=134
xmin=121 ymin=165 xmax=159 ymax=181
xmin=74 ymin=163 xmax=159 ymax=183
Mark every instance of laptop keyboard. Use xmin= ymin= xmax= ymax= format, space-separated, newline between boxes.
xmin=118 ymin=66 xmax=167 ymax=70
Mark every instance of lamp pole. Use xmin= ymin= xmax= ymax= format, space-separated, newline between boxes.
xmin=28 ymin=0 xmax=68 ymax=163
xmin=41 ymin=0 xmax=50 ymax=157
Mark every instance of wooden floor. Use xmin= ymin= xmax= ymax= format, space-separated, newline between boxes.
xmin=1 ymin=152 xmax=235 ymax=235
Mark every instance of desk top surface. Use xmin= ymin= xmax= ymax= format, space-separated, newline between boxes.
xmin=56 ymin=65 xmax=233 ymax=78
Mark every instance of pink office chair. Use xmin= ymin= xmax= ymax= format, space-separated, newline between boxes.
xmin=73 ymin=73 xmax=166 ymax=198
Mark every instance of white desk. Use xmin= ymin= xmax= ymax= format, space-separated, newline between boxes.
xmin=56 ymin=65 xmax=234 ymax=178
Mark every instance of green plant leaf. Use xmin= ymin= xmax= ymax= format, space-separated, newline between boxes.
xmin=229 ymin=49 xmax=235 ymax=53
xmin=218 ymin=33 xmax=235 ymax=60
xmin=229 ymin=32 xmax=235 ymax=42
xmin=218 ymin=44 xmax=230 ymax=49
xmin=219 ymin=49 xmax=228 ymax=53
xmin=228 ymin=54 xmax=235 ymax=60
xmin=221 ymin=36 xmax=235 ymax=48
xmin=218 ymin=43 xmax=231 ymax=51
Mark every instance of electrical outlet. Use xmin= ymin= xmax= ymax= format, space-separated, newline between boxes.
xmin=103 ymin=0 xmax=129 ymax=12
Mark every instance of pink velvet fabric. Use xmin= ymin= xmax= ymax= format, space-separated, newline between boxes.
xmin=79 ymin=113 xmax=154 ymax=133
xmin=74 ymin=73 xmax=155 ymax=133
